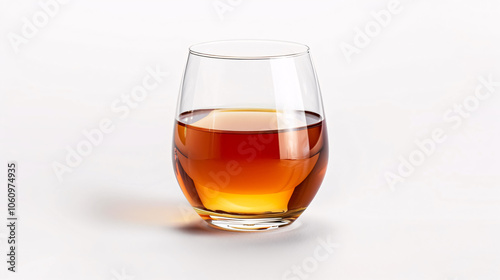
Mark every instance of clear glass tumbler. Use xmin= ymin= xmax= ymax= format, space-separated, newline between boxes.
xmin=173 ymin=40 xmax=328 ymax=231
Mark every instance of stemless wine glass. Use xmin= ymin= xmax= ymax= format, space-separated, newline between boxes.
xmin=172 ymin=40 xmax=328 ymax=231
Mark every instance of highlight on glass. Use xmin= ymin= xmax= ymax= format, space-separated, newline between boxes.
xmin=173 ymin=40 xmax=328 ymax=231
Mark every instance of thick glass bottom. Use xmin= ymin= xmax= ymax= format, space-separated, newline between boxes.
xmin=193 ymin=207 xmax=306 ymax=232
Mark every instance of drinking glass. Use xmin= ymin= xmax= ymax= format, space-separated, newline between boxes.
xmin=173 ymin=40 xmax=328 ymax=231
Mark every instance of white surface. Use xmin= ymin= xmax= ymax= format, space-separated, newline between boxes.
xmin=1 ymin=0 xmax=500 ymax=279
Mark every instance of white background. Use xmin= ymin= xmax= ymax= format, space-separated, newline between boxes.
xmin=1 ymin=0 xmax=500 ymax=279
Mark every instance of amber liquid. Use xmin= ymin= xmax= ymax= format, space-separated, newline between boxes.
xmin=173 ymin=109 xmax=328 ymax=220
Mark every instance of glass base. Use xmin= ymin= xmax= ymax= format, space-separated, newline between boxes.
xmin=193 ymin=207 xmax=306 ymax=232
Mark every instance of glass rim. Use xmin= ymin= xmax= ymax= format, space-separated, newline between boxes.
xmin=189 ymin=40 xmax=310 ymax=60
